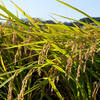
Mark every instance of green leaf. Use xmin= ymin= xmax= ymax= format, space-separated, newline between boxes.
xmin=0 ymin=55 xmax=6 ymax=72
xmin=48 ymin=77 xmax=64 ymax=100
xmin=0 ymin=4 xmax=29 ymax=29
xmin=10 ymin=0 xmax=42 ymax=31
xmin=6 ymin=40 xmax=47 ymax=49
xmin=56 ymin=0 xmax=100 ymax=26
xmin=24 ymin=80 xmax=48 ymax=95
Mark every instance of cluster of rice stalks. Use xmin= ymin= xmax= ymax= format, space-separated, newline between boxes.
xmin=0 ymin=0 xmax=100 ymax=100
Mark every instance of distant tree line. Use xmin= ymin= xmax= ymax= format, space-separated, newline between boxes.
xmin=1 ymin=17 xmax=100 ymax=27
xmin=64 ymin=17 xmax=100 ymax=27
xmin=32 ymin=17 xmax=100 ymax=27
xmin=0 ymin=22 xmax=2 ymax=25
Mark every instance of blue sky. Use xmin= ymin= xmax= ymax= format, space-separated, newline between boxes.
xmin=0 ymin=0 xmax=100 ymax=22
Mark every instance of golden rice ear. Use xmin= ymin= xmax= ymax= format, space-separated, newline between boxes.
xmin=92 ymin=81 xmax=100 ymax=100
xmin=38 ymin=43 xmax=50 ymax=76
xmin=18 ymin=69 xmax=34 ymax=100
xmin=7 ymin=72 xmax=19 ymax=100
xmin=65 ymin=55 xmax=73 ymax=80
xmin=76 ymin=65 xmax=81 ymax=83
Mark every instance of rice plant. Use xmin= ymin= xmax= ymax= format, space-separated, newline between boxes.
xmin=0 ymin=0 xmax=100 ymax=100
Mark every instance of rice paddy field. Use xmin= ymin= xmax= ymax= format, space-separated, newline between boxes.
xmin=0 ymin=0 xmax=100 ymax=100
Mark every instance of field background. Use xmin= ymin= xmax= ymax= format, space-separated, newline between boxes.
xmin=0 ymin=0 xmax=100 ymax=100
